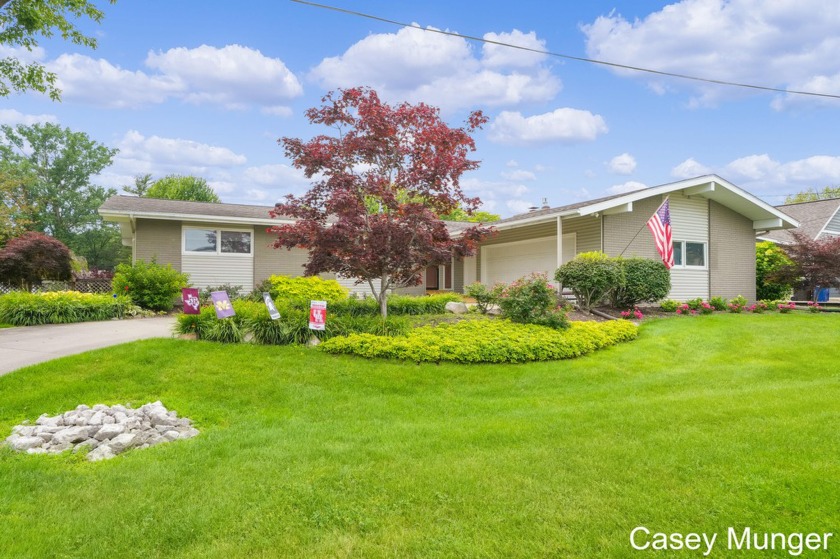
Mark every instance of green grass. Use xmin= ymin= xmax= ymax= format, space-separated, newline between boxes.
xmin=1 ymin=314 xmax=838 ymax=558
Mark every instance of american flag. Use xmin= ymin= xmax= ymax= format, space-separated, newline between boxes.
xmin=646 ymin=199 xmax=674 ymax=269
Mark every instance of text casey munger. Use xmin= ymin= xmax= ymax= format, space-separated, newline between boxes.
xmin=630 ymin=526 xmax=833 ymax=556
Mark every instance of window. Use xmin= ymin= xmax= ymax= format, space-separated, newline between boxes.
xmin=184 ymin=227 xmax=252 ymax=256
xmin=673 ymin=241 xmax=706 ymax=268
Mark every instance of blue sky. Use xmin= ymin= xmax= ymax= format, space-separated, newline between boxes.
xmin=4 ymin=0 xmax=840 ymax=216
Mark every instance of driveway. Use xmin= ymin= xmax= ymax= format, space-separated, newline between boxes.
xmin=0 ymin=316 xmax=177 ymax=376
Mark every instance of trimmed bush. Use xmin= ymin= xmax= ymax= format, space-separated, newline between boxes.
xmin=199 ymin=284 xmax=246 ymax=304
xmin=112 ymin=259 xmax=189 ymax=311
xmin=497 ymin=273 xmax=568 ymax=329
xmin=266 ymin=275 xmax=348 ymax=306
xmin=0 ymin=291 xmax=131 ymax=326
xmin=610 ymin=257 xmax=671 ymax=309
xmin=659 ymin=299 xmax=679 ymax=312
xmin=709 ymin=296 xmax=727 ymax=311
xmin=554 ymin=252 xmax=622 ymax=311
xmin=320 ymin=319 xmax=637 ymax=364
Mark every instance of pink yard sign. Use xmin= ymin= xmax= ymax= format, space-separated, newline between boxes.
xmin=181 ymin=288 xmax=200 ymax=315
xmin=309 ymin=300 xmax=327 ymax=331
xmin=210 ymin=291 xmax=236 ymax=319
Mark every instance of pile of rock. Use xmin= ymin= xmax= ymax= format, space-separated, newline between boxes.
xmin=5 ymin=401 xmax=199 ymax=461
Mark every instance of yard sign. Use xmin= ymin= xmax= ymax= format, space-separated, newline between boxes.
xmin=262 ymin=292 xmax=281 ymax=320
xmin=309 ymin=300 xmax=327 ymax=331
xmin=181 ymin=288 xmax=200 ymax=315
xmin=210 ymin=291 xmax=236 ymax=319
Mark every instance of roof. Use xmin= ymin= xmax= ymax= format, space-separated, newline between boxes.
xmin=99 ymin=195 xmax=293 ymax=225
xmin=759 ymin=198 xmax=840 ymax=244
xmin=491 ymin=174 xmax=799 ymax=232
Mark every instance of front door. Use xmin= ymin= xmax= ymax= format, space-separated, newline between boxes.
xmin=425 ymin=266 xmax=439 ymax=290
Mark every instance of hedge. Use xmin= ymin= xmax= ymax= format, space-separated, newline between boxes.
xmin=0 ymin=291 xmax=132 ymax=326
xmin=319 ymin=319 xmax=638 ymax=363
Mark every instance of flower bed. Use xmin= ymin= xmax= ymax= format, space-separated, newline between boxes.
xmin=0 ymin=291 xmax=132 ymax=326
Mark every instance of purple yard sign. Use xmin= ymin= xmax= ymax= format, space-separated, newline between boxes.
xmin=210 ymin=291 xmax=236 ymax=319
xmin=181 ymin=288 xmax=200 ymax=315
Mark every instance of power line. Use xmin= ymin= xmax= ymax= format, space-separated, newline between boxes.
xmin=291 ymin=0 xmax=840 ymax=102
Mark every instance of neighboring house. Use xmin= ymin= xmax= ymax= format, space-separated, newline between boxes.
xmin=99 ymin=174 xmax=798 ymax=301
xmin=758 ymin=197 xmax=840 ymax=300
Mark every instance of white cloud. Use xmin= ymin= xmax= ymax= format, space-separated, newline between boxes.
xmin=671 ymin=158 xmax=713 ymax=178
xmin=261 ymin=105 xmax=293 ymax=117
xmin=310 ymin=25 xmax=560 ymax=111
xmin=0 ymin=45 xmax=45 ymax=63
xmin=243 ymin=164 xmax=311 ymax=189
xmin=145 ymin=44 xmax=303 ymax=109
xmin=117 ymin=130 xmax=247 ymax=167
xmin=506 ymin=199 xmax=535 ymax=215
xmin=502 ymin=169 xmax=537 ymax=181
xmin=0 ymin=109 xmax=58 ymax=126
xmin=488 ymin=109 xmax=608 ymax=145
xmin=608 ymin=153 xmax=637 ymax=175
xmin=582 ymin=0 xmax=840 ymax=107
xmin=481 ymin=30 xmax=547 ymax=68
xmin=209 ymin=180 xmax=237 ymax=194
xmin=607 ymin=181 xmax=648 ymax=195
xmin=45 ymin=45 xmax=302 ymax=110
xmin=724 ymin=154 xmax=780 ymax=180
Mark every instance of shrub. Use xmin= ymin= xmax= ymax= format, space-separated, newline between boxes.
xmin=778 ymin=301 xmax=796 ymax=314
xmin=497 ymin=273 xmax=568 ymax=329
xmin=464 ymin=282 xmax=503 ymax=314
xmin=620 ymin=307 xmax=644 ymax=320
xmin=555 ymin=252 xmax=623 ymax=312
xmin=266 ymin=275 xmax=348 ymax=306
xmin=685 ymin=298 xmax=704 ymax=311
xmin=728 ymin=295 xmax=748 ymax=313
xmin=0 ymin=291 xmax=131 ymax=326
xmin=675 ymin=304 xmax=696 ymax=316
xmin=748 ymin=301 xmax=768 ymax=313
xmin=807 ymin=301 xmax=822 ymax=313
xmin=199 ymin=284 xmax=246 ymax=304
xmin=709 ymin=296 xmax=727 ymax=311
xmin=329 ymin=293 xmax=461 ymax=317
xmin=610 ymin=257 xmax=671 ymax=309
xmin=756 ymin=241 xmax=795 ymax=301
xmin=0 ymin=232 xmax=72 ymax=291
xmin=320 ymin=319 xmax=638 ymax=364
xmin=698 ymin=301 xmax=714 ymax=315
xmin=659 ymin=299 xmax=679 ymax=312
xmin=112 ymin=259 xmax=189 ymax=311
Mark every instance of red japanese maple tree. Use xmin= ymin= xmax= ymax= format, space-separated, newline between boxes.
xmin=773 ymin=231 xmax=840 ymax=299
xmin=0 ymin=231 xmax=71 ymax=291
xmin=270 ymin=87 xmax=491 ymax=317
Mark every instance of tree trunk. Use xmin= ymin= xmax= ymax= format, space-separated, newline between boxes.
xmin=378 ymin=274 xmax=389 ymax=319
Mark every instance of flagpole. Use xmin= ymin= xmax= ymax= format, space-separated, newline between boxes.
xmin=617 ymin=196 xmax=669 ymax=258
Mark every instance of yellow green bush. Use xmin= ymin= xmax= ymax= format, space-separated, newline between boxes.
xmin=0 ymin=291 xmax=131 ymax=325
xmin=320 ymin=319 xmax=638 ymax=363
xmin=267 ymin=275 xmax=348 ymax=305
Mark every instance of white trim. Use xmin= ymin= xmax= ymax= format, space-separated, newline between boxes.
xmin=101 ymin=209 xmax=293 ymax=226
xmin=182 ymin=225 xmax=254 ymax=257
xmin=555 ymin=216 xmax=563 ymax=269
xmin=816 ymin=204 xmax=840 ymax=240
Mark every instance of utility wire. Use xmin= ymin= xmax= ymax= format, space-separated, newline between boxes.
xmin=291 ymin=0 xmax=840 ymax=101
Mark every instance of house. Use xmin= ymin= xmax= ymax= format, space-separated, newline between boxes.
xmin=758 ymin=197 xmax=840 ymax=300
xmin=453 ymin=174 xmax=797 ymax=302
xmin=99 ymin=174 xmax=798 ymax=301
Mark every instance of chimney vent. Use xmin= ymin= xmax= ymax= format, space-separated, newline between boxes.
xmin=541 ymin=197 xmax=550 ymax=210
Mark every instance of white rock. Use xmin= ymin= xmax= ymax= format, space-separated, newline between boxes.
xmin=102 ymin=415 xmax=116 ymax=424
xmin=47 ymin=443 xmax=73 ymax=454
xmin=10 ymin=436 xmax=43 ymax=451
xmin=108 ymin=433 xmax=137 ymax=454
xmin=444 ymin=301 xmax=469 ymax=314
xmin=26 ymin=447 xmax=47 ymax=455
xmin=88 ymin=411 xmax=105 ymax=425
xmin=162 ymin=430 xmax=180 ymax=442
xmin=76 ymin=404 xmax=90 ymax=412
xmin=94 ymin=423 xmax=125 ymax=441
xmin=87 ymin=445 xmax=115 ymax=462
xmin=92 ymin=404 xmax=109 ymax=412
xmin=52 ymin=426 xmax=91 ymax=445
xmin=35 ymin=414 xmax=62 ymax=426
xmin=178 ymin=428 xmax=200 ymax=440
xmin=113 ymin=411 xmax=127 ymax=423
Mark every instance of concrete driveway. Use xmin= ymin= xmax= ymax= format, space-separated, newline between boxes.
xmin=0 ymin=316 xmax=177 ymax=376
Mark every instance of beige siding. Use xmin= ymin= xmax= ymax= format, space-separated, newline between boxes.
xmin=482 ymin=221 xmax=556 ymax=245
xmin=563 ymin=215 xmax=601 ymax=253
xmin=253 ymin=226 xmax=310 ymax=285
xmin=135 ymin=219 xmax=181 ymax=269
xmin=670 ymin=194 xmax=709 ymax=241
xmin=453 ymin=258 xmax=465 ymax=293
xmin=709 ymin=200 xmax=756 ymax=301
xmin=182 ymin=254 xmax=253 ymax=291
xmin=602 ymin=197 xmax=661 ymax=259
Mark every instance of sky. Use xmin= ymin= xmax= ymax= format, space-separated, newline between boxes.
xmin=3 ymin=0 xmax=840 ymax=217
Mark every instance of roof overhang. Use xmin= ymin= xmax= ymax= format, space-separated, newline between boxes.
xmin=99 ymin=208 xmax=295 ymax=227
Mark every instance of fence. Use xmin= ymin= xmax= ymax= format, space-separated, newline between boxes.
xmin=0 ymin=278 xmax=114 ymax=295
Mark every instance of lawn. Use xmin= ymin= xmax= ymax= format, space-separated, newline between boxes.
xmin=1 ymin=314 xmax=838 ymax=558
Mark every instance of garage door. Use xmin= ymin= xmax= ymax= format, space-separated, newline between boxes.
xmin=482 ymin=236 xmax=557 ymax=285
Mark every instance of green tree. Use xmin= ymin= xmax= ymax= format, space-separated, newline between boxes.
xmin=0 ymin=0 xmax=115 ymax=100
xmin=0 ymin=162 xmax=34 ymax=244
xmin=439 ymin=207 xmax=501 ymax=222
xmin=123 ymin=173 xmax=152 ymax=196
xmin=755 ymin=240 xmax=795 ymax=300
xmin=146 ymin=175 xmax=220 ymax=202
xmin=0 ymin=122 xmax=118 ymax=267
xmin=785 ymin=186 xmax=840 ymax=204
